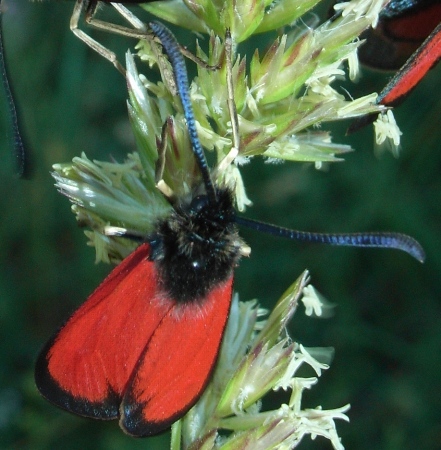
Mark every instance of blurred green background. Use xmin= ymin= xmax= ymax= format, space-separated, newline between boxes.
xmin=0 ymin=1 xmax=440 ymax=449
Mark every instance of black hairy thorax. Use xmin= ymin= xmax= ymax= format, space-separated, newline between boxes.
xmin=149 ymin=187 xmax=244 ymax=303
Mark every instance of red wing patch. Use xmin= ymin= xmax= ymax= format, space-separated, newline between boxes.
xmin=35 ymin=243 xmax=233 ymax=436
xmin=121 ymin=279 xmax=233 ymax=436
xmin=378 ymin=22 xmax=441 ymax=106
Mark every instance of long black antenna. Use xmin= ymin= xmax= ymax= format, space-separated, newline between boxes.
xmin=149 ymin=21 xmax=425 ymax=264
xmin=235 ymin=216 xmax=425 ymax=262
xmin=0 ymin=2 xmax=27 ymax=177
xmin=149 ymin=21 xmax=217 ymax=204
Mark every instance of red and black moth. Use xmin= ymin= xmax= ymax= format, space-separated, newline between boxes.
xmin=35 ymin=22 xmax=425 ymax=437
xmin=360 ymin=0 xmax=440 ymax=107
xmin=346 ymin=0 xmax=440 ymax=131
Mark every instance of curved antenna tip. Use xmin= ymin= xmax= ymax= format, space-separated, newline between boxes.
xmin=405 ymin=239 xmax=425 ymax=263
xmin=235 ymin=216 xmax=426 ymax=263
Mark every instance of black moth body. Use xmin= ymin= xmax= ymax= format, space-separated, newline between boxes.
xmin=149 ymin=186 xmax=243 ymax=303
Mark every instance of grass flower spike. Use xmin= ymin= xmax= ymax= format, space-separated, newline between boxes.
xmin=47 ymin=0 xmax=415 ymax=447
xmin=174 ymin=272 xmax=349 ymax=450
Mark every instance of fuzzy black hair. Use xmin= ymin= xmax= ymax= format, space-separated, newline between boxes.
xmin=149 ymin=187 xmax=243 ymax=303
